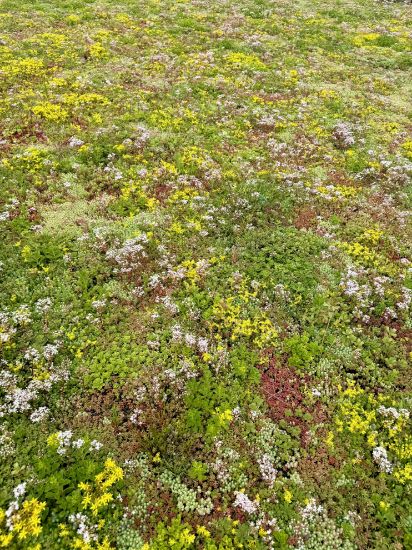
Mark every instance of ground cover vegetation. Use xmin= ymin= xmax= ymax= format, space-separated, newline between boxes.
xmin=0 ymin=0 xmax=411 ymax=547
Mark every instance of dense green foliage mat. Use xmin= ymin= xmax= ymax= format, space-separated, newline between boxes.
xmin=0 ymin=0 xmax=411 ymax=547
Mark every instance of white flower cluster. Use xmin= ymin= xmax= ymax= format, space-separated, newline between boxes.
xmin=258 ymin=454 xmax=278 ymax=487
xmin=339 ymin=265 xmax=411 ymax=323
xmin=333 ymin=122 xmax=355 ymax=149
xmin=34 ymin=297 xmax=52 ymax=314
xmin=233 ymin=491 xmax=259 ymax=514
xmin=0 ymin=306 xmax=32 ymax=344
xmin=0 ymin=365 xmax=69 ymax=418
xmin=5 ymin=482 xmax=27 ymax=531
xmin=171 ymin=324 xmax=209 ymax=353
xmin=301 ymin=499 xmax=324 ymax=519
xmin=0 ymin=198 xmax=19 ymax=222
xmin=91 ymin=299 xmax=107 ymax=310
xmin=377 ymin=405 xmax=410 ymax=420
xmin=53 ymin=431 xmax=103 ymax=455
xmin=0 ymin=425 xmax=15 ymax=458
xmin=103 ymin=162 xmax=123 ymax=181
xmin=397 ymin=287 xmax=412 ymax=311
xmin=134 ymin=125 xmax=151 ymax=149
xmin=68 ymin=136 xmax=84 ymax=148
xmin=69 ymin=513 xmax=98 ymax=544
xmin=30 ymin=406 xmax=50 ymax=423
xmin=106 ymin=234 xmax=151 ymax=274
xmin=372 ymin=446 xmax=393 ymax=474
xmin=156 ymin=295 xmax=179 ymax=315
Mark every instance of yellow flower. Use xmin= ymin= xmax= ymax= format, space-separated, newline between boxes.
xmin=32 ymin=103 xmax=68 ymax=122
xmin=326 ymin=431 xmax=334 ymax=448
xmin=59 ymin=523 xmax=70 ymax=537
xmin=196 ymin=526 xmax=211 ymax=538
xmin=0 ymin=532 xmax=13 ymax=546
xmin=47 ymin=433 xmax=59 ymax=448
xmin=226 ymin=52 xmax=267 ymax=71
xmin=402 ymin=140 xmax=412 ymax=160
xmin=393 ymin=463 xmax=412 ymax=485
xmin=12 ymin=498 xmax=46 ymax=541
xmin=89 ymin=43 xmax=109 ymax=59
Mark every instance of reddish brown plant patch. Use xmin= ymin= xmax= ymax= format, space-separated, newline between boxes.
xmin=258 ymin=357 xmax=326 ymax=447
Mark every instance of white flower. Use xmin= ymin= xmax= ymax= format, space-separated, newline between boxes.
xmin=56 ymin=430 xmax=73 ymax=454
xmin=91 ymin=299 xmax=106 ymax=310
xmin=30 ymin=406 xmax=50 ymax=423
xmin=258 ymin=454 xmax=277 ymax=486
xmin=372 ymin=446 xmax=393 ymax=473
xmin=89 ymin=440 xmax=103 ymax=451
xmin=13 ymin=482 xmax=26 ymax=499
xmin=68 ymin=136 xmax=84 ymax=148
xmin=233 ymin=492 xmax=259 ymax=514
xmin=43 ymin=343 xmax=60 ymax=360
xmin=301 ymin=498 xmax=323 ymax=519
xmin=35 ymin=298 xmax=52 ymax=313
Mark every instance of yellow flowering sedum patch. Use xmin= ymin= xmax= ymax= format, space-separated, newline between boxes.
xmin=333 ymin=382 xmax=412 ymax=486
xmin=226 ymin=52 xmax=268 ymax=71
xmin=80 ymin=459 xmax=123 ymax=516
xmin=211 ymin=286 xmax=278 ymax=349
xmin=0 ymin=499 xmax=46 ymax=546
xmin=32 ymin=102 xmax=69 ymax=122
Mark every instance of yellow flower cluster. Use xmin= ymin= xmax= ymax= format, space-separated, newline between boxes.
xmin=226 ymin=52 xmax=268 ymax=71
xmin=96 ymin=458 xmax=124 ymax=490
xmin=0 ymin=498 xmax=46 ymax=546
xmin=72 ymin=535 xmax=113 ymax=550
xmin=142 ymin=527 xmax=195 ymax=549
xmin=179 ymin=146 xmax=208 ymax=170
xmin=211 ymin=292 xmax=278 ymax=349
xmin=32 ymin=102 xmax=69 ymax=122
xmin=335 ymin=384 xmax=376 ymax=435
xmin=314 ymin=184 xmax=359 ymax=200
xmin=63 ymin=93 xmax=110 ymax=106
xmin=149 ymin=108 xmax=184 ymax=130
xmin=115 ymin=13 xmax=139 ymax=30
xmin=89 ymin=43 xmax=109 ymax=60
xmin=213 ymin=408 xmax=233 ymax=428
xmin=196 ymin=525 xmax=211 ymax=538
xmin=360 ymin=227 xmax=384 ymax=245
xmin=79 ymin=458 xmax=123 ymax=516
xmin=20 ymin=147 xmax=46 ymax=173
xmin=33 ymin=32 xmax=67 ymax=47
xmin=2 ymin=58 xmax=46 ymax=79
xmin=46 ymin=431 xmax=60 ymax=448
xmin=402 ymin=140 xmax=412 ymax=160
xmin=120 ymin=183 xmax=158 ymax=212
xmin=352 ymin=33 xmax=380 ymax=47
xmin=334 ymin=382 xmax=412 ymax=485
xmin=394 ymin=463 xmax=412 ymax=484
xmin=337 ymin=241 xmax=379 ymax=267
xmin=168 ymin=187 xmax=201 ymax=205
